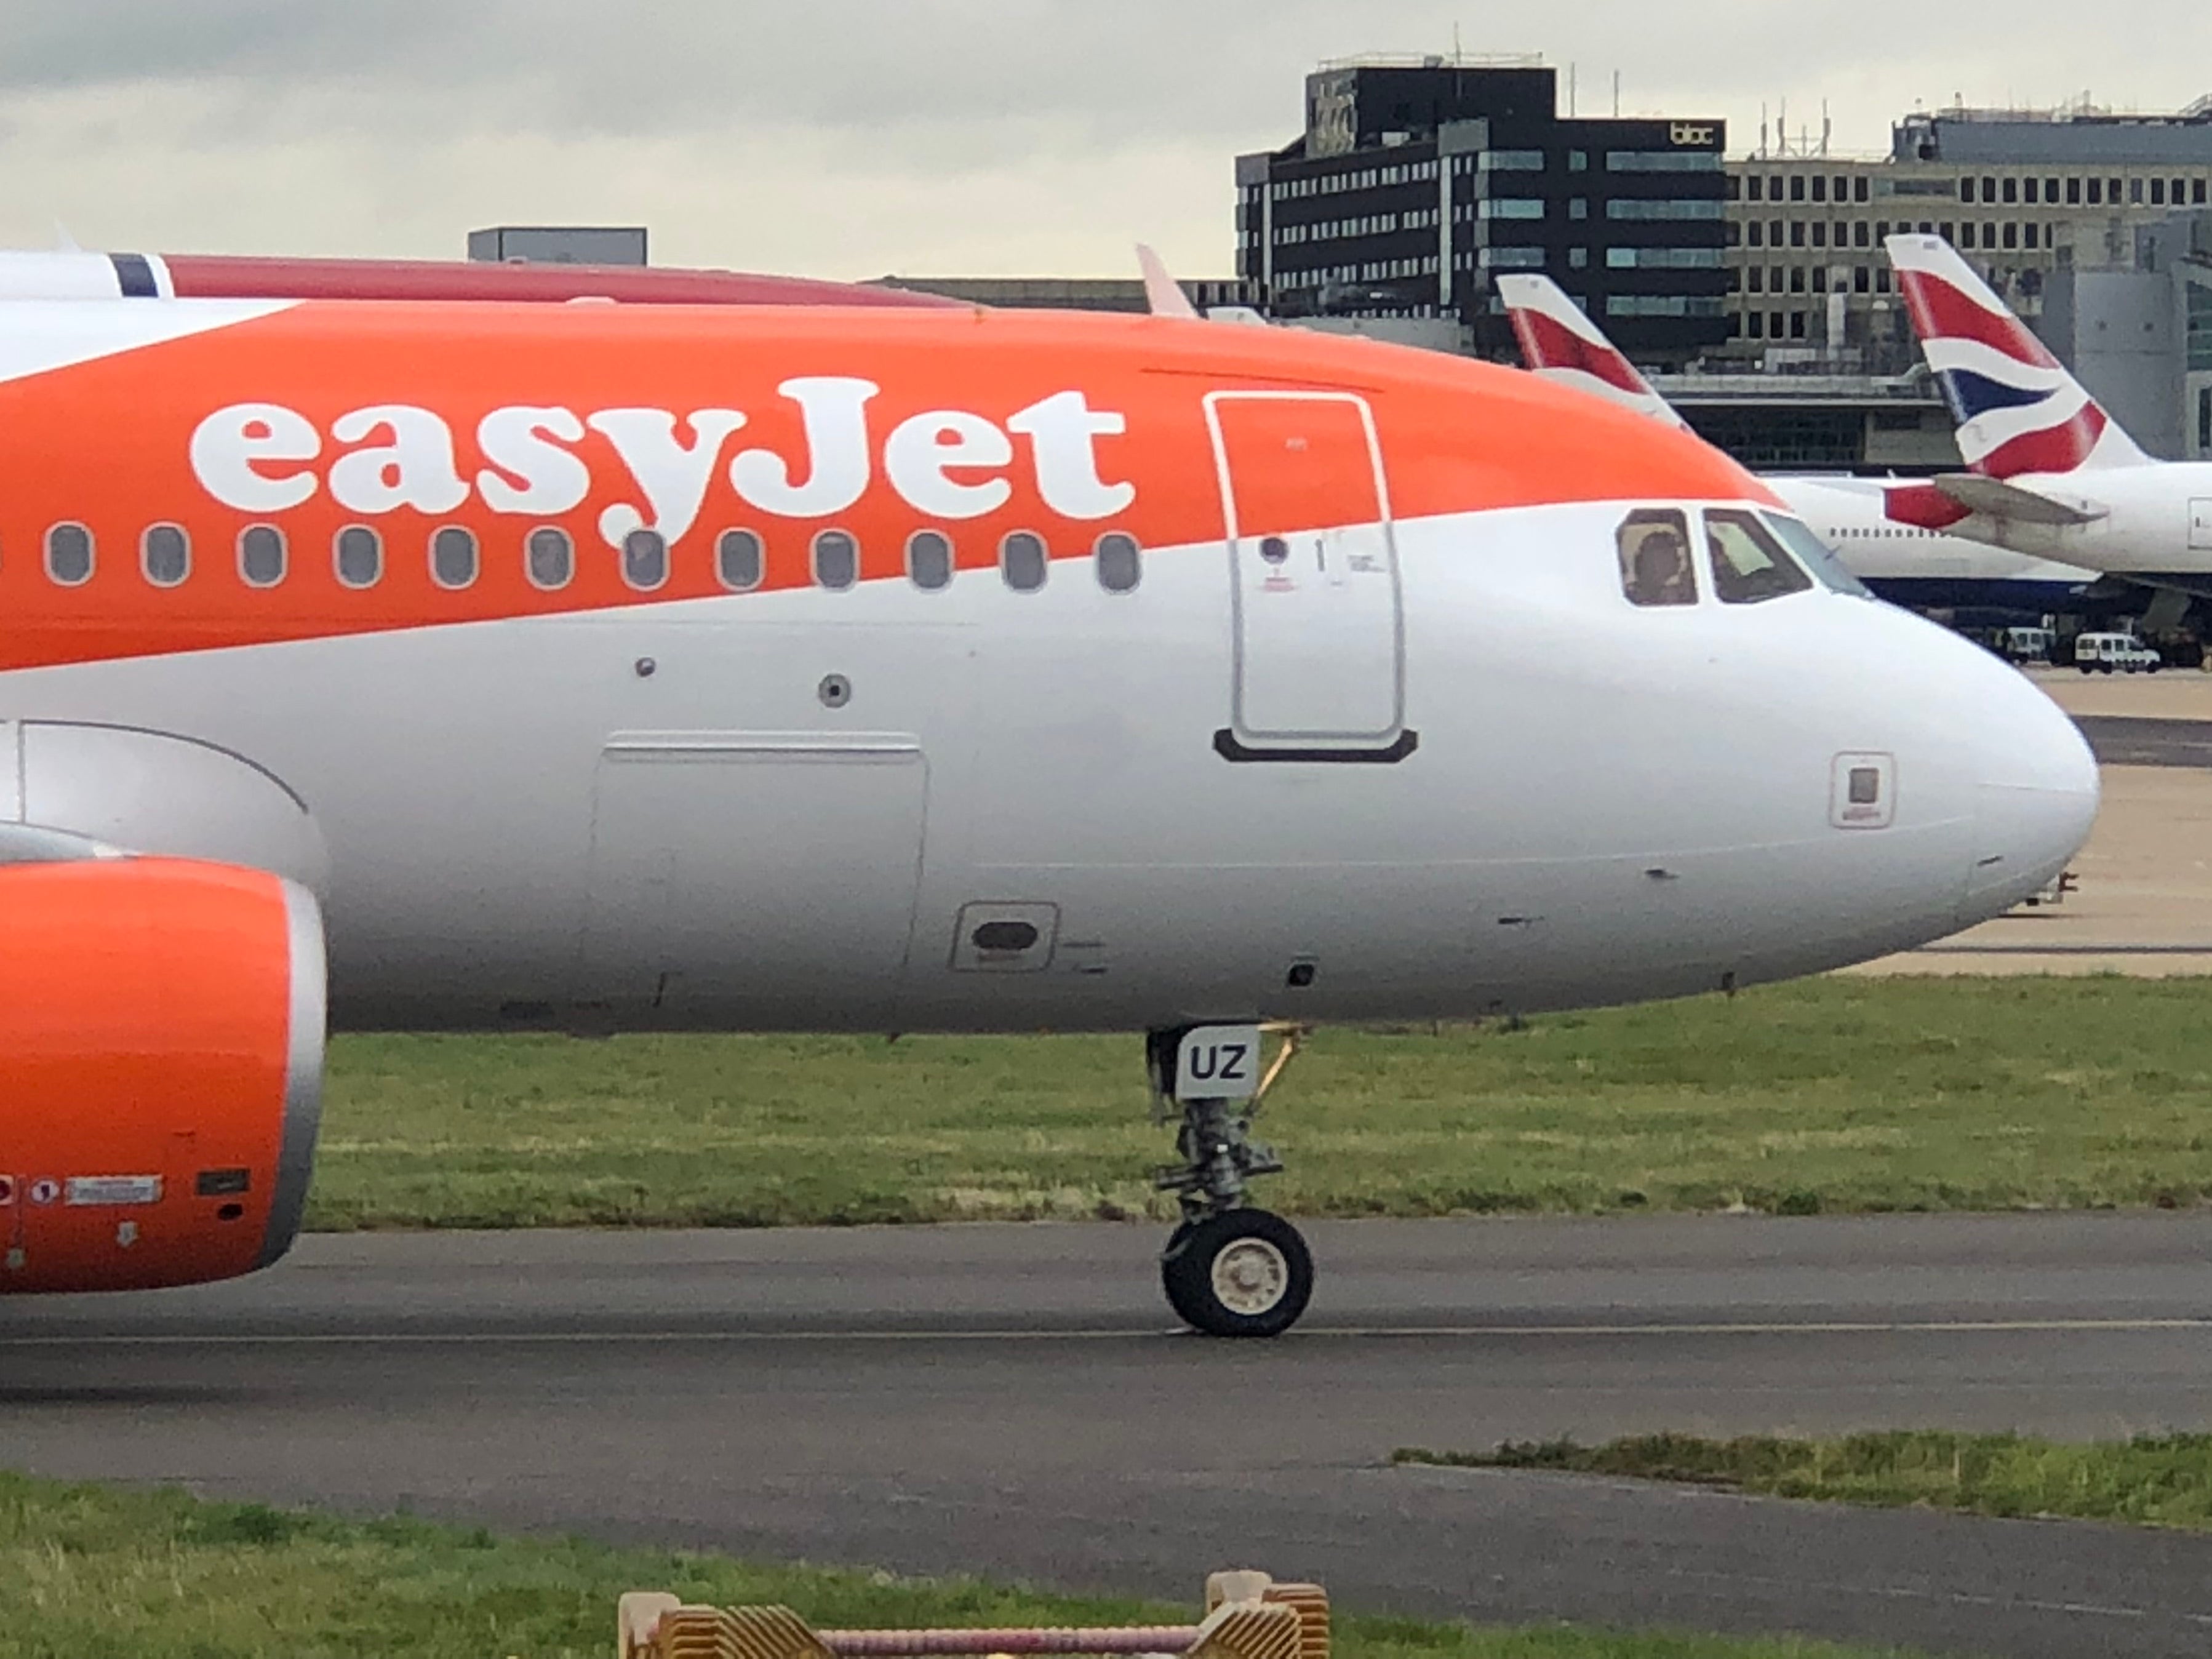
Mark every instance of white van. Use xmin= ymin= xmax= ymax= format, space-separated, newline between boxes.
xmin=2074 ymin=632 xmax=2163 ymax=673
xmin=1997 ymin=626 xmax=2055 ymax=664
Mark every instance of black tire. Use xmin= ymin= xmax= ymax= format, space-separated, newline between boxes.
xmin=1160 ymin=1209 xmax=1314 ymax=1338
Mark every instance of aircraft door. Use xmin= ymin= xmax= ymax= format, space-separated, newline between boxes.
xmin=578 ymin=734 xmax=927 ymax=1028
xmin=1206 ymin=391 xmax=1411 ymax=761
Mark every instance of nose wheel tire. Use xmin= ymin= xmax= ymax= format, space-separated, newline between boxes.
xmin=1161 ymin=1209 xmax=1314 ymax=1338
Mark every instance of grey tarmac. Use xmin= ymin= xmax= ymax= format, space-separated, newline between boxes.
xmin=9 ymin=1216 xmax=2212 ymax=1657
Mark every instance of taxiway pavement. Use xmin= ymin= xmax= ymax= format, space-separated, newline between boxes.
xmin=7 ymin=1217 xmax=2212 ymax=1658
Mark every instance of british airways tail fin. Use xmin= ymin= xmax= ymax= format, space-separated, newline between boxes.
xmin=1885 ymin=234 xmax=2147 ymax=476
xmin=1494 ymin=273 xmax=1687 ymax=429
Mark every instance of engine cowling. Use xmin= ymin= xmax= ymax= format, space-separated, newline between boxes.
xmin=0 ymin=854 xmax=325 ymax=1294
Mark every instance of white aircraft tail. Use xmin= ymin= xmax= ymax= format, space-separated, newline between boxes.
xmin=1494 ymin=273 xmax=1687 ymax=429
xmin=1885 ymin=234 xmax=2148 ymax=477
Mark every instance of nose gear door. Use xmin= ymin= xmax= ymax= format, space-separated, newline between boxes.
xmin=1205 ymin=391 xmax=1412 ymax=762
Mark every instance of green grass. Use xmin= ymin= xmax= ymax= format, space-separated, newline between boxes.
xmin=308 ymin=977 xmax=2212 ymax=1231
xmin=1394 ymin=1433 xmax=2212 ymax=1532
xmin=0 ymin=1470 xmax=1918 ymax=1659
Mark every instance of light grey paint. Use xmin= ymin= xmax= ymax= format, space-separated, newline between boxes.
xmin=255 ymin=879 xmax=327 ymax=1270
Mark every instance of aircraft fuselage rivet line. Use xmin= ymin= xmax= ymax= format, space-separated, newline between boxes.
xmin=4 ymin=1316 xmax=2210 ymax=1349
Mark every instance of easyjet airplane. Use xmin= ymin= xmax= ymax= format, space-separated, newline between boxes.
xmin=0 ymin=291 xmax=2097 ymax=1336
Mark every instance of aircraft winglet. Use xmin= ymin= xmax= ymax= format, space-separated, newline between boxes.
xmin=1136 ymin=245 xmax=1200 ymax=321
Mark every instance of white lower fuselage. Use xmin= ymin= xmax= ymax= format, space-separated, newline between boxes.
xmin=1771 ymin=476 xmax=2101 ymax=611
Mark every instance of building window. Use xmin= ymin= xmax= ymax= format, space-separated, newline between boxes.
xmin=2086 ymin=177 xmax=2103 ymax=204
xmin=1811 ymin=222 xmax=1827 ymax=247
xmin=2068 ymin=177 xmax=2083 ymax=204
xmin=141 ymin=524 xmax=190 ymax=588
xmin=1790 ymin=266 xmax=1807 ymax=293
xmin=1607 ymin=247 xmax=1723 ymax=269
xmin=1747 ymin=221 xmax=1764 ymax=247
xmin=2152 ymin=178 xmax=2168 ymax=206
xmin=1605 ymin=295 xmax=1725 ymax=318
xmin=431 ymin=526 xmax=478 ymax=590
xmin=45 ymin=522 xmax=93 ymax=586
xmin=2002 ymin=177 xmax=2018 ymax=204
xmin=1979 ymin=176 xmax=1996 ymax=202
xmin=812 ymin=529 xmax=858 ymax=590
xmin=1790 ymin=311 xmax=1807 ymax=338
xmin=335 ymin=525 xmax=382 ymax=590
xmin=1770 ymin=309 xmax=1784 ymax=334
xmin=906 ymin=529 xmax=953 ymax=591
xmin=1479 ymin=150 xmax=1546 ymax=172
xmin=717 ymin=529 xmax=764 ymax=591
xmin=1568 ymin=246 xmax=1589 ymax=268
xmin=526 ymin=526 xmax=572 ymax=591
xmin=1747 ymin=311 xmax=1765 ymax=338
xmin=1747 ymin=175 xmax=1764 ymax=201
xmin=2045 ymin=177 xmax=2059 ymax=201
xmin=1854 ymin=177 xmax=1870 ymax=203
xmin=2022 ymin=223 xmax=2039 ymax=250
xmin=2130 ymin=177 xmax=2144 ymax=204
xmin=1095 ymin=532 xmax=1142 ymax=593
xmin=1569 ymin=150 xmax=1588 ymax=172
xmin=1605 ymin=151 xmax=1720 ymax=172
xmin=1811 ymin=175 xmax=1827 ymax=202
xmin=1957 ymin=178 xmax=1973 ymax=201
xmin=622 ymin=527 xmax=668 ymax=591
xmin=1876 ymin=267 xmax=1892 ymax=294
xmin=1569 ymin=198 xmax=1589 ymax=220
xmin=238 ymin=524 xmax=286 ymax=588
xmin=1747 ymin=266 xmax=1764 ymax=294
xmin=1854 ymin=266 xmax=1870 ymax=293
xmin=1789 ymin=220 xmax=1806 ymax=246
xmin=2197 ymin=179 xmax=2210 ymax=206
xmin=1789 ymin=175 xmax=1806 ymax=202
xmin=1477 ymin=198 xmax=1546 ymax=219
xmin=2022 ymin=178 xmax=2038 ymax=204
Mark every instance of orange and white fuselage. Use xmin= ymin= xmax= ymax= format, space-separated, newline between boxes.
xmin=0 ymin=296 xmax=2093 ymax=1042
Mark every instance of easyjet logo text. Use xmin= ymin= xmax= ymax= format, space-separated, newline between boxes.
xmin=189 ymin=379 xmax=1136 ymax=548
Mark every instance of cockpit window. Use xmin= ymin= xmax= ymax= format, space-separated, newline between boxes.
xmin=1616 ymin=510 xmax=1698 ymax=607
xmin=1760 ymin=511 xmax=1875 ymax=598
xmin=1705 ymin=509 xmax=1816 ymax=604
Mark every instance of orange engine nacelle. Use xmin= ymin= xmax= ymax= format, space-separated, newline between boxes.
xmin=0 ymin=855 xmax=325 ymax=1294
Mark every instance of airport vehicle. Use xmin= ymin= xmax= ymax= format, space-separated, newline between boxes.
xmin=0 ymin=294 xmax=2096 ymax=1333
xmin=1885 ymin=233 xmax=2212 ymax=593
xmin=1994 ymin=625 xmax=2056 ymax=664
xmin=1496 ymin=273 xmax=2103 ymax=612
xmin=2072 ymin=631 xmax=2163 ymax=673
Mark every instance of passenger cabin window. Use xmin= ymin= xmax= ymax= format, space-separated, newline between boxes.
xmin=431 ymin=525 xmax=479 ymax=590
xmin=141 ymin=524 xmax=190 ymax=588
xmin=1000 ymin=530 xmax=1048 ymax=592
xmin=45 ymin=522 xmax=93 ymax=586
xmin=906 ymin=529 xmax=953 ymax=591
xmin=812 ymin=529 xmax=858 ymax=590
xmin=1704 ymin=509 xmax=1815 ymax=604
xmin=622 ymin=527 xmax=668 ymax=591
xmin=1095 ymin=532 xmax=1142 ymax=593
xmin=238 ymin=524 xmax=286 ymax=588
xmin=1616 ymin=510 xmax=1697 ymax=607
xmin=527 ymin=526 xmax=573 ymax=591
xmin=335 ymin=525 xmax=383 ymax=589
xmin=717 ymin=528 xmax=765 ymax=591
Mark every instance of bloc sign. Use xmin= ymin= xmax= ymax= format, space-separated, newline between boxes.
xmin=1174 ymin=1026 xmax=1263 ymax=1102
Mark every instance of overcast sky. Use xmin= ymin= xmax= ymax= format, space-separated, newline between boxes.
xmin=5 ymin=1 xmax=2211 ymax=279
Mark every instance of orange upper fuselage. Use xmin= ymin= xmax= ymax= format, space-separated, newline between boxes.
xmin=0 ymin=300 xmax=1763 ymax=672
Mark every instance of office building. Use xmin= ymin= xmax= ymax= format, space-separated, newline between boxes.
xmin=1235 ymin=57 xmax=1729 ymax=364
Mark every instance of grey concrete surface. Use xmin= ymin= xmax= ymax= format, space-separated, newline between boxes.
xmin=6 ymin=1217 xmax=2212 ymax=1658
xmin=2073 ymin=715 xmax=2212 ymax=769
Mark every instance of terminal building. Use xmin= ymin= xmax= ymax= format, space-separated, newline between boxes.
xmin=1718 ymin=100 xmax=2212 ymax=377
xmin=1234 ymin=57 xmax=1729 ymax=364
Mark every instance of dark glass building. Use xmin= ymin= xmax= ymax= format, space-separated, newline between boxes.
xmin=1236 ymin=57 xmax=1728 ymax=364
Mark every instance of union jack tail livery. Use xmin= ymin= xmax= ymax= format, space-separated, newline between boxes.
xmin=1885 ymin=234 xmax=2147 ymax=478
xmin=1495 ymin=274 xmax=1687 ymax=429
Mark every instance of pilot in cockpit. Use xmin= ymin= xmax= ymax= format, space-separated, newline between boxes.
xmin=1618 ymin=513 xmax=1699 ymax=608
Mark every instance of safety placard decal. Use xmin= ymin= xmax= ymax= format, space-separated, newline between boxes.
xmin=65 ymin=1175 xmax=164 ymax=1207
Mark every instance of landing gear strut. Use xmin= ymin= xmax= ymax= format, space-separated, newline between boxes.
xmin=1148 ymin=1024 xmax=1315 ymax=1338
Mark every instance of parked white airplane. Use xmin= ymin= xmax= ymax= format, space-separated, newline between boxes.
xmin=1495 ymin=273 xmax=2102 ymax=614
xmin=0 ymin=291 xmax=2095 ymax=1335
xmin=1885 ymin=234 xmax=2212 ymax=594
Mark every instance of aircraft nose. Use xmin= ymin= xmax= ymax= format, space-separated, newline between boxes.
xmin=1962 ymin=672 xmax=2100 ymax=921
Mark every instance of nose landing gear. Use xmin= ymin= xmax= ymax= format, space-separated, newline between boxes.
xmin=1148 ymin=1025 xmax=1314 ymax=1338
